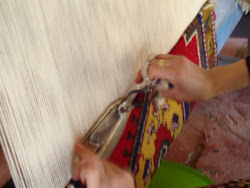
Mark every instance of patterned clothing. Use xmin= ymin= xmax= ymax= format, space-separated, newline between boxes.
xmin=201 ymin=179 xmax=250 ymax=188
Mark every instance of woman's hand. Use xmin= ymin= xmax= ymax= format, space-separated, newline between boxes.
xmin=136 ymin=54 xmax=212 ymax=102
xmin=73 ymin=144 xmax=135 ymax=188
xmin=136 ymin=54 xmax=249 ymax=102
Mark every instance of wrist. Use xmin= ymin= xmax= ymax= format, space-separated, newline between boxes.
xmin=205 ymin=58 xmax=250 ymax=100
xmin=203 ymin=69 xmax=215 ymax=100
xmin=102 ymin=160 xmax=135 ymax=188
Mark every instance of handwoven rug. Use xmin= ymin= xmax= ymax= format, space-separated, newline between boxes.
xmin=108 ymin=5 xmax=217 ymax=188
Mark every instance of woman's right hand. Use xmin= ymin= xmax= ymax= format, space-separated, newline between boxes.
xmin=136 ymin=54 xmax=212 ymax=102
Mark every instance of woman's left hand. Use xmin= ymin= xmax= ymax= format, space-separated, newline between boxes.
xmin=73 ymin=144 xmax=135 ymax=188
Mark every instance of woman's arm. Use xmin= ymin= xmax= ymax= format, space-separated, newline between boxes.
xmin=208 ymin=58 xmax=249 ymax=98
xmin=136 ymin=54 xmax=250 ymax=102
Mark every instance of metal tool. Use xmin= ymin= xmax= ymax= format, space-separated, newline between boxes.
xmin=118 ymin=85 xmax=153 ymax=116
xmin=81 ymin=84 xmax=154 ymax=155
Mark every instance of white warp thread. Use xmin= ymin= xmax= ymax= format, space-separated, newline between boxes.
xmin=0 ymin=0 xmax=205 ymax=187
xmin=141 ymin=54 xmax=157 ymax=85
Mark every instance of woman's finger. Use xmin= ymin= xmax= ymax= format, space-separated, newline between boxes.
xmin=155 ymin=54 xmax=174 ymax=59
xmin=160 ymin=89 xmax=178 ymax=101
xmin=72 ymin=162 xmax=82 ymax=181
xmin=75 ymin=144 xmax=92 ymax=159
xmin=136 ymin=66 xmax=175 ymax=84
xmin=147 ymin=65 xmax=175 ymax=82
xmin=136 ymin=54 xmax=177 ymax=84
xmin=150 ymin=59 xmax=175 ymax=68
xmin=79 ymin=164 xmax=100 ymax=188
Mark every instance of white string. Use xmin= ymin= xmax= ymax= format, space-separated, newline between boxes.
xmin=141 ymin=53 xmax=158 ymax=85
xmin=0 ymin=0 xmax=205 ymax=187
xmin=141 ymin=54 xmax=170 ymax=108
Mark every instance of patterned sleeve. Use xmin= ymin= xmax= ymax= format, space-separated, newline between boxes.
xmin=200 ymin=178 xmax=250 ymax=188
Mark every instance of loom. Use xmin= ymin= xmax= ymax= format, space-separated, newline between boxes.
xmin=0 ymin=0 xmax=206 ymax=187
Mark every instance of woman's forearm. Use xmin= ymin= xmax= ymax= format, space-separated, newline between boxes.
xmin=207 ymin=58 xmax=250 ymax=98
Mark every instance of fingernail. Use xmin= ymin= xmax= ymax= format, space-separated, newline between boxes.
xmin=72 ymin=171 xmax=78 ymax=180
